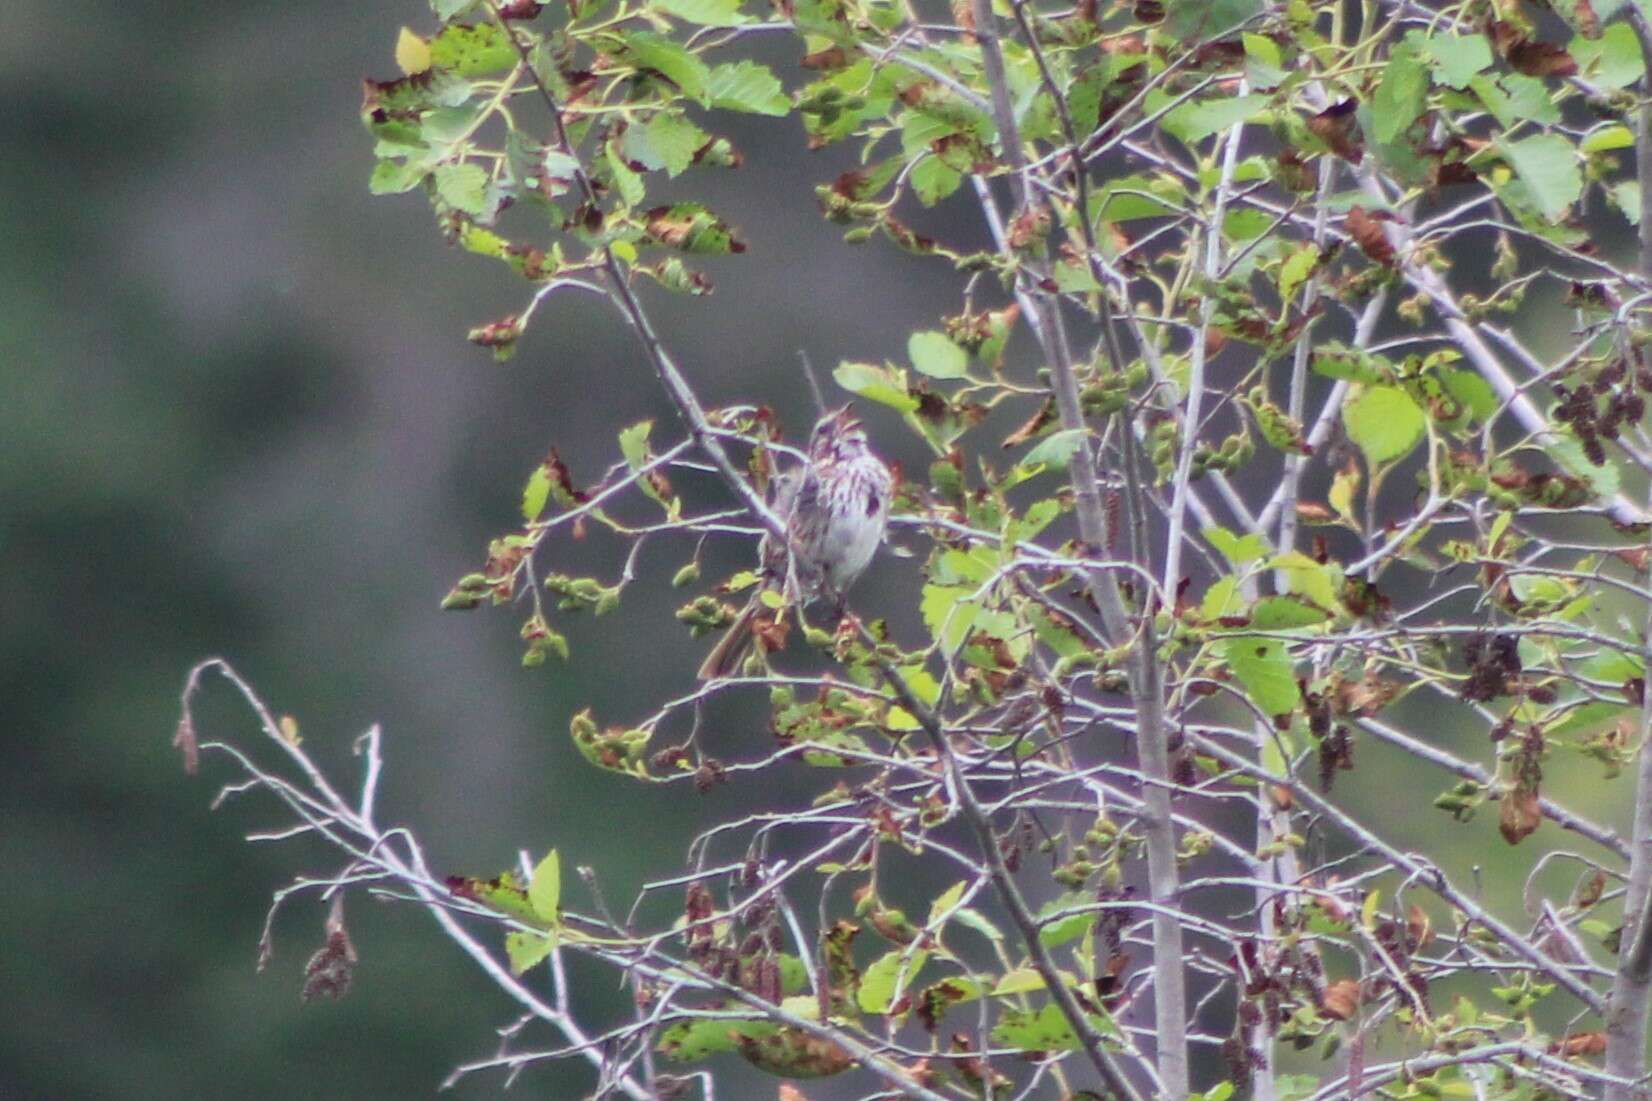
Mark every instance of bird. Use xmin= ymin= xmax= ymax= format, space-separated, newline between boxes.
xmin=697 ymin=404 xmax=893 ymax=680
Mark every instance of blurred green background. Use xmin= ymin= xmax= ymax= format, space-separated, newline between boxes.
xmin=4 ymin=0 xmax=1642 ymax=1097
xmin=0 ymin=1 xmax=971 ymax=1096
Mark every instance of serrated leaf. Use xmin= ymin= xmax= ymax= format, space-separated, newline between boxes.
xmin=1572 ymin=22 xmax=1643 ymax=89
xmin=606 ymin=141 xmax=645 ymax=206
xmin=619 ymin=420 xmax=652 ymax=472
xmin=623 ymin=114 xmax=706 ymax=177
xmin=1037 ymin=893 xmax=1095 ymax=947
xmin=911 ymin=156 xmax=963 ymax=206
xmin=658 ymin=0 xmax=751 ymax=24
xmin=1204 ymin=525 xmax=1270 ymax=565
xmin=428 ymin=22 xmax=517 ymax=77
xmin=857 ymin=949 xmax=928 ymax=1014
xmin=618 ymin=32 xmax=711 ymax=104
xmin=1162 ymin=94 xmax=1267 ymax=145
xmin=506 ymin=930 xmax=556 ymax=973
xmin=1345 ymin=385 xmax=1426 ymax=465
xmin=1501 ymin=133 xmax=1583 ymax=221
xmin=1222 ymin=635 xmax=1301 ymax=717
xmin=1242 ymin=32 xmax=1286 ymax=89
xmin=707 ymin=60 xmax=788 ymax=114
xmin=370 ymin=158 xmax=430 ymax=195
xmin=645 ymin=202 xmax=745 ymax=252
xmin=1372 ymin=44 xmax=1427 ymax=142
xmin=657 ymin=1012 xmax=777 ymax=1060
xmin=1164 ymin=0 xmax=1263 ymax=40
xmin=1021 ymin=428 xmax=1089 ymax=472
xmin=528 ymin=849 xmax=562 ymax=923
xmin=434 ymin=162 xmax=490 ymax=215
xmin=928 ymin=880 xmax=969 ymax=926
xmin=834 ymin=361 xmax=919 ymax=412
xmin=1251 ymin=595 xmax=1329 ymax=629
xmin=1418 ymin=32 xmax=1492 ymax=89
xmin=908 ymin=331 xmax=969 ymax=379
xmin=1277 ymin=244 xmax=1318 ymax=305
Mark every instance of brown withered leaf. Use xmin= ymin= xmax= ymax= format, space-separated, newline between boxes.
xmin=1575 ymin=868 xmax=1608 ymax=909
xmin=301 ymin=897 xmax=358 ymax=1003
xmin=1574 ymin=0 xmax=1601 ymax=37
xmin=1406 ymin=903 xmax=1434 ymax=951
xmin=1550 ymin=1032 xmax=1608 ymax=1057
xmin=1306 ymin=99 xmax=1363 ymax=164
xmin=1295 ymin=501 xmax=1336 ymax=524
xmin=737 ymin=1029 xmax=853 ymax=1077
xmin=1346 ymin=206 xmax=1396 ymax=268
xmin=1320 ymin=979 xmax=1361 ymax=1021
xmin=1498 ymin=786 xmax=1542 ymax=845
xmin=1003 ymin=398 xmax=1057 ymax=448
xmin=1488 ymin=20 xmax=1578 ymax=77
xmin=800 ymin=46 xmax=847 ymax=70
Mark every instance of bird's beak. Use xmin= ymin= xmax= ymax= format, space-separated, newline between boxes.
xmin=833 ymin=403 xmax=860 ymax=429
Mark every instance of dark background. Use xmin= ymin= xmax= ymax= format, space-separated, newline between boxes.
xmin=3 ymin=0 xmax=1636 ymax=1097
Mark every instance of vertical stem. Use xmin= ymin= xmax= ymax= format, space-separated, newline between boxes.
xmin=1603 ymin=25 xmax=1652 ymax=1100
xmin=970 ymin=3 xmax=1189 ymax=1095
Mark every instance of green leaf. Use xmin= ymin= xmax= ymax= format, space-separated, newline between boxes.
xmin=858 ymin=949 xmax=928 ymax=1014
xmin=658 ymin=0 xmax=751 ymax=24
xmin=1271 ymin=550 xmax=1340 ymax=609
xmin=1251 ymin=595 xmax=1328 ymax=629
xmin=433 ymin=163 xmax=490 ymax=215
xmin=605 ymin=141 xmax=647 ymax=207
xmin=1548 ymin=434 xmax=1621 ymax=499
xmin=528 ymin=849 xmax=561 ymax=923
xmin=991 ymin=968 xmax=1046 ymax=995
xmin=1204 ymin=525 xmax=1269 ymax=566
xmin=644 ymin=202 xmax=745 ymax=253
xmin=1161 ymin=95 xmax=1267 ymax=146
xmin=428 ymin=22 xmax=517 ymax=77
xmin=1242 ymin=32 xmax=1286 ymax=89
xmin=1345 ymin=385 xmax=1426 ymax=465
xmin=657 ymin=1012 xmax=777 ymax=1060
xmin=908 ymin=331 xmax=969 ymax=379
xmin=992 ymin=1002 xmax=1112 ymax=1052
xmin=1037 ymin=893 xmax=1096 ymax=947
xmin=1439 ymin=368 xmax=1499 ymax=422
xmin=1164 ymin=0 xmax=1263 ymax=40
xmin=928 ymin=880 xmax=969 ymax=926
xmin=1202 ymin=575 xmax=1243 ymax=619
xmin=834 ymin=361 xmax=920 ymax=413
xmin=1277 ymin=244 xmax=1318 ymax=306
xmin=619 ymin=420 xmax=652 ymax=472
xmin=370 ymin=158 xmax=429 ymax=195
xmin=623 ymin=114 xmax=706 ymax=177
xmin=617 ymin=33 xmax=711 ymax=104
xmin=1572 ymin=22 xmax=1643 ymax=89
xmin=911 ymin=156 xmax=963 ymax=206
xmin=1500 ymin=133 xmax=1582 ymax=221
xmin=523 ymin=465 xmax=551 ymax=522
xmin=1021 ymin=428 xmax=1089 ymax=472
xmin=706 ymin=61 xmax=788 ymax=115
xmin=1417 ymin=32 xmax=1492 ymax=89
xmin=505 ymin=930 xmax=556 ymax=973
xmin=1581 ymin=123 xmax=1635 ymax=154
xmin=1372 ymin=44 xmax=1427 ymax=142
xmin=1222 ymin=636 xmax=1301 ymax=717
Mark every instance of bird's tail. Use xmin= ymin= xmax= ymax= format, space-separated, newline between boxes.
xmin=696 ymin=596 xmax=763 ymax=680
